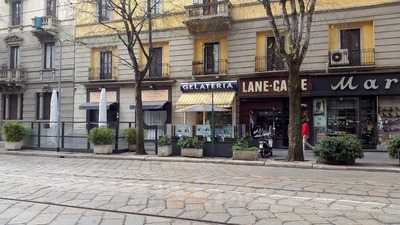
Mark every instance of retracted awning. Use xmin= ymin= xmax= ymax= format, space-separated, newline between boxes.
xmin=79 ymin=102 xmax=116 ymax=110
xmin=176 ymin=91 xmax=235 ymax=109
xmin=130 ymin=101 xmax=169 ymax=111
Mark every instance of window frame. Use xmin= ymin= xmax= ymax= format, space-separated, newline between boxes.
xmin=97 ymin=0 xmax=112 ymax=22
xmin=10 ymin=0 xmax=23 ymax=26
xmin=99 ymin=50 xmax=113 ymax=80
xmin=203 ymin=42 xmax=220 ymax=74
xmin=9 ymin=46 xmax=20 ymax=70
xmin=44 ymin=42 xmax=55 ymax=70
xmin=46 ymin=0 xmax=57 ymax=17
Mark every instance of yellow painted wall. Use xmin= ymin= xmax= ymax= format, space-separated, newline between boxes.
xmin=91 ymin=47 xmax=119 ymax=79
xmin=328 ymin=21 xmax=375 ymax=50
xmin=193 ymin=34 xmax=228 ymax=62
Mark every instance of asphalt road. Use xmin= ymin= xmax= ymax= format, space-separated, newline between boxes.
xmin=0 ymin=155 xmax=399 ymax=225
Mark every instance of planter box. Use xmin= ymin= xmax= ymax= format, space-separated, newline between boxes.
xmin=233 ymin=151 xmax=257 ymax=161
xmin=5 ymin=141 xmax=23 ymax=150
xmin=318 ymin=159 xmax=356 ymax=165
xmin=93 ymin=144 xmax=113 ymax=154
xmin=158 ymin=145 xmax=172 ymax=157
xmin=128 ymin=144 xmax=136 ymax=152
xmin=181 ymin=148 xmax=203 ymax=158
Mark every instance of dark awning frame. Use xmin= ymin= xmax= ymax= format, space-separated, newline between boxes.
xmin=130 ymin=101 xmax=169 ymax=111
xmin=79 ymin=102 xmax=117 ymax=110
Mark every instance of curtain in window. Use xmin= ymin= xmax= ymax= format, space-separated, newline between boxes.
xmin=144 ymin=111 xmax=167 ymax=140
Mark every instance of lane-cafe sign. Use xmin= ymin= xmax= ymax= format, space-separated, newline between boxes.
xmin=240 ymin=77 xmax=311 ymax=97
xmin=181 ymin=81 xmax=237 ymax=92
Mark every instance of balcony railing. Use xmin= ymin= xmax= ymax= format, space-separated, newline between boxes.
xmin=329 ymin=48 xmax=375 ymax=67
xmin=89 ymin=67 xmax=117 ymax=81
xmin=32 ymin=16 xmax=58 ymax=39
xmin=192 ymin=59 xmax=228 ymax=76
xmin=184 ymin=0 xmax=232 ymax=34
xmin=255 ymin=56 xmax=287 ymax=72
xmin=0 ymin=68 xmax=26 ymax=83
xmin=146 ymin=63 xmax=170 ymax=79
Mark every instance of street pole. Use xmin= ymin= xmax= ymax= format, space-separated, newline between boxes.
xmin=211 ymin=90 xmax=215 ymax=154
xmin=57 ymin=39 xmax=62 ymax=152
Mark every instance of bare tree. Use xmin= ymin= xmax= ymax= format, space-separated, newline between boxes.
xmin=78 ymin=0 xmax=160 ymax=154
xmin=259 ymin=0 xmax=317 ymax=161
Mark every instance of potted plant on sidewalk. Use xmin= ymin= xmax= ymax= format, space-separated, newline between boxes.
xmin=157 ymin=135 xmax=172 ymax=157
xmin=387 ymin=136 xmax=400 ymax=160
xmin=314 ymin=134 xmax=363 ymax=165
xmin=124 ymin=128 xmax=136 ymax=152
xmin=89 ymin=127 xmax=114 ymax=154
xmin=232 ymin=137 xmax=258 ymax=160
xmin=178 ymin=136 xmax=204 ymax=158
xmin=2 ymin=122 xmax=26 ymax=150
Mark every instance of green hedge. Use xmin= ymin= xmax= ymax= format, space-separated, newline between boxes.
xmin=233 ymin=137 xmax=258 ymax=151
xmin=387 ymin=136 xmax=400 ymax=159
xmin=123 ymin=128 xmax=136 ymax=145
xmin=89 ymin=127 xmax=114 ymax=145
xmin=314 ymin=134 xmax=363 ymax=165
xmin=2 ymin=122 xmax=26 ymax=142
xmin=177 ymin=136 xmax=203 ymax=149
xmin=158 ymin=136 xmax=170 ymax=146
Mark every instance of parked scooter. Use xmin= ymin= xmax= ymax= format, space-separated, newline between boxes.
xmin=258 ymin=130 xmax=273 ymax=158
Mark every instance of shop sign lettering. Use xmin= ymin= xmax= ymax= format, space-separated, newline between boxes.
xmin=331 ymin=76 xmax=400 ymax=91
xmin=181 ymin=81 xmax=237 ymax=92
xmin=241 ymin=79 xmax=310 ymax=95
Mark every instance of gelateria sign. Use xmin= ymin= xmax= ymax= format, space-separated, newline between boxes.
xmin=181 ymin=81 xmax=237 ymax=92
xmin=239 ymin=77 xmax=311 ymax=97
xmin=312 ymin=75 xmax=400 ymax=96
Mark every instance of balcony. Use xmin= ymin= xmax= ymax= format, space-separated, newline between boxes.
xmin=0 ymin=68 xmax=26 ymax=84
xmin=144 ymin=63 xmax=170 ymax=80
xmin=255 ymin=56 xmax=287 ymax=72
xmin=89 ymin=67 xmax=117 ymax=81
xmin=329 ymin=48 xmax=375 ymax=68
xmin=31 ymin=16 xmax=58 ymax=39
xmin=184 ymin=0 xmax=232 ymax=34
xmin=192 ymin=59 xmax=228 ymax=76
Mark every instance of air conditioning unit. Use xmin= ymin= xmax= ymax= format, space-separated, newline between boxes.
xmin=330 ymin=49 xmax=349 ymax=66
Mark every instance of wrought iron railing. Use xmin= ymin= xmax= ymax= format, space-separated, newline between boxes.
xmin=192 ymin=59 xmax=228 ymax=75
xmin=88 ymin=67 xmax=118 ymax=81
xmin=185 ymin=0 xmax=232 ymax=18
xmin=144 ymin=63 xmax=170 ymax=79
xmin=255 ymin=56 xmax=287 ymax=72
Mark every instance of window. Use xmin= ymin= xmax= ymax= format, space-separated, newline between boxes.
xmin=100 ymin=51 xmax=112 ymax=79
xmin=36 ymin=92 xmax=52 ymax=120
xmin=46 ymin=0 xmax=56 ymax=16
xmin=44 ymin=42 xmax=55 ymax=69
xmin=266 ymin=36 xmax=285 ymax=71
xmin=9 ymin=46 xmax=19 ymax=70
xmin=11 ymin=0 xmax=22 ymax=26
xmin=340 ymin=28 xmax=361 ymax=66
xmin=204 ymin=42 xmax=219 ymax=74
xmin=97 ymin=0 xmax=112 ymax=22
xmin=2 ymin=94 xmax=22 ymax=120
xmin=150 ymin=47 xmax=163 ymax=78
xmin=150 ymin=0 xmax=162 ymax=15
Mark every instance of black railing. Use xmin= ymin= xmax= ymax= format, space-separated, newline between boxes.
xmin=186 ymin=0 xmax=232 ymax=18
xmin=329 ymin=48 xmax=375 ymax=67
xmin=147 ymin=63 xmax=170 ymax=79
xmin=255 ymin=56 xmax=286 ymax=72
xmin=192 ymin=59 xmax=228 ymax=75
xmin=88 ymin=67 xmax=117 ymax=80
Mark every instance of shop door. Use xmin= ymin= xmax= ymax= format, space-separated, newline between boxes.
xmin=340 ymin=29 xmax=361 ymax=66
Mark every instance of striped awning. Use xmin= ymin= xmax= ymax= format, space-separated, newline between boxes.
xmin=176 ymin=91 xmax=235 ymax=109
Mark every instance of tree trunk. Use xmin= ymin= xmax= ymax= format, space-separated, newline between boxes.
xmin=135 ymin=78 xmax=146 ymax=155
xmin=287 ymin=65 xmax=304 ymax=161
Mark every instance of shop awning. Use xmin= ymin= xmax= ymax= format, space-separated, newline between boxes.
xmin=176 ymin=91 xmax=235 ymax=109
xmin=176 ymin=105 xmax=230 ymax=112
xmin=79 ymin=102 xmax=116 ymax=110
xmin=130 ymin=101 xmax=169 ymax=111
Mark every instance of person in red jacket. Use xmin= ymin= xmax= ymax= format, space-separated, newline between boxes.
xmin=301 ymin=118 xmax=312 ymax=155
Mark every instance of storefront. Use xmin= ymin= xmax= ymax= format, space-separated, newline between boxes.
xmin=175 ymin=80 xmax=237 ymax=141
xmin=239 ymin=72 xmax=400 ymax=150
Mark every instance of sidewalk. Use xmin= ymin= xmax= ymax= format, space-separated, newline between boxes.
xmin=0 ymin=148 xmax=399 ymax=173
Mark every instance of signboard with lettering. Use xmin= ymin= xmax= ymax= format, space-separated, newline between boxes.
xmin=181 ymin=81 xmax=237 ymax=92
xmin=239 ymin=77 xmax=311 ymax=97
xmin=311 ymin=74 xmax=400 ymax=96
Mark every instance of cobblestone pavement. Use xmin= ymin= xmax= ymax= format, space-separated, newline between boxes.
xmin=0 ymin=155 xmax=399 ymax=225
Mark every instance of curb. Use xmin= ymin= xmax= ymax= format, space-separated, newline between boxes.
xmin=0 ymin=150 xmax=399 ymax=173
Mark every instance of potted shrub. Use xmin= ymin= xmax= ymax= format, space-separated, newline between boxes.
xmin=314 ymin=134 xmax=363 ymax=165
xmin=178 ymin=136 xmax=204 ymax=158
xmin=3 ymin=122 xmax=26 ymax=150
xmin=157 ymin=135 xmax=172 ymax=157
xmin=124 ymin=128 xmax=136 ymax=152
xmin=232 ymin=137 xmax=258 ymax=160
xmin=89 ymin=127 xmax=114 ymax=154
xmin=387 ymin=136 xmax=400 ymax=160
